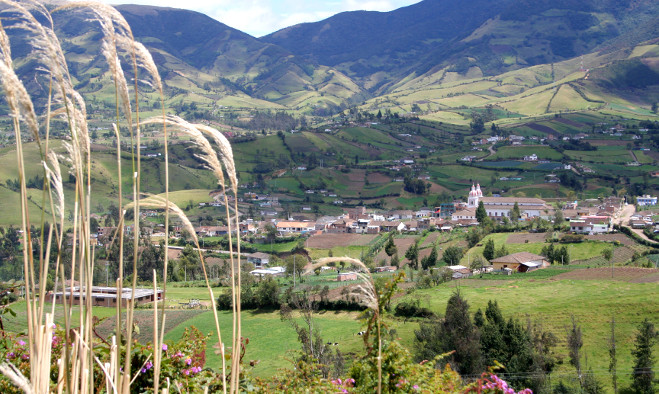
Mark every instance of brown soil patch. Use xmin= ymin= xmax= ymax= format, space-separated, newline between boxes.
xmin=631 ymin=272 xmax=659 ymax=283
xmin=365 ymin=172 xmax=391 ymax=184
xmin=421 ymin=232 xmax=441 ymax=247
xmin=346 ymin=169 xmax=366 ymax=182
xmin=645 ymin=150 xmax=659 ymax=161
xmin=507 ymin=233 xmax=549 ymax=244
xmin=554 ymin=118 xmax=585 ymax=128
xmin=307 ymin=233 xmax=377 ymax=248
xmin=526 ymin=123 xmax=559 ymax=136
xmin=168 ymin=248 xmax=182 ymax=260
xmin=428 ymin=181 xmax=451 ymax=194
xmin=96 ymin=309 xmax=205 ymax=343
xmin=553 ymin=267 xmax=659 ymax=282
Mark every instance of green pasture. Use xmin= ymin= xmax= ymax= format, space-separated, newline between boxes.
xmin=489 ymin=145 xmax=563 ymax=161
xmin=565 ymin=148 xmax=633 ymax=164
xmin=461 ymin=232 xmax=620 ymax=265
xmin=164 ymin=309 xmax=366 ymax=377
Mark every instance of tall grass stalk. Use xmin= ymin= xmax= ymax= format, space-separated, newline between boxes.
xmin=0 ymin=1 xmax=243 ymax=392
xmin=311 ymin=257 xmax=383 ymax=393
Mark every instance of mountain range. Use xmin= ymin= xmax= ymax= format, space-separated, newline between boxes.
xmin=5 ymin=0 xmax=659 ymax=118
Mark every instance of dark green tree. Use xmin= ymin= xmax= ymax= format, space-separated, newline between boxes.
xmin=470 ymin=113 xmax=485 ymax=134
xmin=441 ymin=246 xmax=463 ymax=266
xmin=556 ymin=246 xmax=570 ymax=265
xmin=405 ymin=241 xmax=420 ymax=269
xmin=138 ymin=240 xmax=165 ymax=281
xmin=421 ymin=245 xmax=438 ymax=270
xmin=483 ymin=238 xmax=495 ymax=261
xmin=255 ymin=276 xmax=280 ymax=308
xmin=384 ymin=234 xmax=397 ymax=257
xmin=541 ymin=243 xmax=556 ymax=264
xmin=476 ymin=201 xmax=487 ymax=224
xmin=466 ymin=228 xmax=481 ymax=248
xmin=494 ymin=245 xmax=509 ymax=258
xmin=510 ymin=202 xmax=521 ymax=222
xmin=414 ymin=292 xmax=482 ymax=375
xmin=631 ymin=319 xmax=657 ymax=394
xmin=477 ymin=300 xmax=558 ymax=392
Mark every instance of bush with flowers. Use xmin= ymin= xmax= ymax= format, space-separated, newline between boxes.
xmin=129 ymin=326 xmax=216 ymax=392
xmin=0 ymin=324 xmax=222 ymax=393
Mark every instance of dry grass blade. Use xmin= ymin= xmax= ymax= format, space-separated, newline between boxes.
xmin=0 ymin=363 xmax=32 ymax=393
xmin=310 ymin=257 xmax=378 ymax=310
xmin=42 ymin=151 xmax=65 ymax=225
xmin=128 ymin=193 xmax=228 ymax=392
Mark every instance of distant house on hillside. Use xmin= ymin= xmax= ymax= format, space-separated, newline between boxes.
xmin=247 ymin=252 xmax=270 ymax=268
xmin=337 ymin=272 xmax=358 ymax=281
xmin=490 ymin=252 xmax=550 ymax=273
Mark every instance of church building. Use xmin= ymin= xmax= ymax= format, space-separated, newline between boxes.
xmin=455 ymin=183 xmax=554 ymax=221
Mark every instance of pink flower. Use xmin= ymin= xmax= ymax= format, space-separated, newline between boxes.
xmin=185 ymin=357 xmax=192 ymax=365
xmin=17 ymin=340 xmax=25 ymax=346
xmin=162 ymin=344 xmax=168 ymax=351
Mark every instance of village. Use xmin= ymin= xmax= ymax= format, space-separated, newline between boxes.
xmin=82 ymin=183 xmax=658 ymax=290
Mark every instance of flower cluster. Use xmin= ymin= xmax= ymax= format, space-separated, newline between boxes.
xmin=331 ymin=377 xmax=356 ymax=393
xmin=480 ymin=374 xmax=533 ymax=394
xmin=183 ymin=366 xmax=202 ymax=376
xmin=140 ymin=361 xmax=153 ymax=374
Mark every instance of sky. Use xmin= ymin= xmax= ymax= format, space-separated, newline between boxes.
xmin=101 ymin=0 xmax=421 ymax=37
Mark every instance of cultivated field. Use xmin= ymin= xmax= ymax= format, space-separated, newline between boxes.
xmin=306 ymin=233 xmax=377 ymax=248
xmin=552 ymin=266 xmax=659 ymax=282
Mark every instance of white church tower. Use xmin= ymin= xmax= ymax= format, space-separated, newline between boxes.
xmin=467 ymin=183 xmax=482 ymax=208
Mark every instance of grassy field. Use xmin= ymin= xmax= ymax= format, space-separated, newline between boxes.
xmin=395 ymin=277 xmax=659 ymax=391
xmin=460 ymin=232 xmax=620 ymax=266
xmin=489 ymin=145 xmax=564 ymax=161
xmin=5 ymin=261 xmax=657 ymax=391
xmin=164 ymin=309 xmax=366 ymax=377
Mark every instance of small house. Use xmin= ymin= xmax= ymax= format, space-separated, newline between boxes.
xmin=337 ymin=272 xmax=358 ymax=281
xmin=490 ymin=252 xmax=550 ymax=273
xmin=247 ymin=252 xmax=270 ymax=268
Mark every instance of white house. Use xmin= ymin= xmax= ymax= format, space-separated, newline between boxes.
xmin=569 ymin=216 xmax=612 ymax=234
xmin=276 ymin=221 xmax=316 ymax=235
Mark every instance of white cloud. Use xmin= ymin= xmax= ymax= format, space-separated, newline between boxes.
xmin=99 ymin=0 xmax=420 ymax=37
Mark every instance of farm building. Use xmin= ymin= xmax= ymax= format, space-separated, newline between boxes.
xmin=46 ymin=286 xmax=163 ymax=307
xmin=374 ymin=266 xmax=397 ymax=273
xmin=250 ymin=267 xmax=285 ymax=277
xmin=337 ymin=272 xmax=358 ymax=281
xmin=446 ymin=265 xmax=472 ymax=279
xmin=247 ymin=252 xmax=271 ymax=268
xmin=490 ymin=252 xmax=550 ymax=273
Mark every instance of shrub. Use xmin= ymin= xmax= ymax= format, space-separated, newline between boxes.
xmin=394 ymin=300 xmax=437 ymax=319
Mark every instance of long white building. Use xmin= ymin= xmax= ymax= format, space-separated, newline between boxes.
xmin=464 ymin=184 xmax=554 ymax=221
